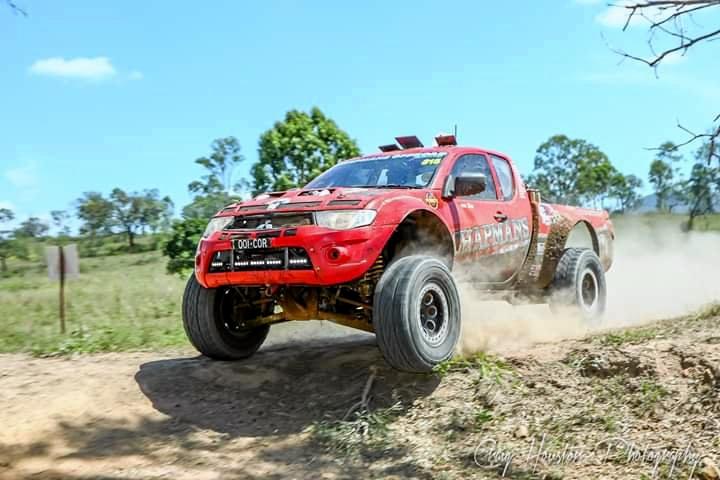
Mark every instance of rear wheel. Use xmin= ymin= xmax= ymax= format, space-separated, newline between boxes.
xmin=182 ymin=275 xmax=270 ymax=360
xmin=373 ymin=255 xmax=461 ymax=372
xmin=549 ymin=247 xmax=607 ymax=323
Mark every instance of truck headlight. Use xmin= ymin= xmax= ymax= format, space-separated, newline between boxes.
xmin=315 ymin=210 xmax=376 ymax=230
xmin=203 ymin=216 xmax=233 ymax=238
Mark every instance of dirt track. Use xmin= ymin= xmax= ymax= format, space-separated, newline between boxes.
xmin=0 ymin=323 xmax=430 ymax=480
xmin=2 ymin=312 xmax=719 ymax=480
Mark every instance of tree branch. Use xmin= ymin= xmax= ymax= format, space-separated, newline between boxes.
xmin=611 ymin=1 xmax=720 ymax=163
xmin=5 ymin=0 xmax=26 ymax=16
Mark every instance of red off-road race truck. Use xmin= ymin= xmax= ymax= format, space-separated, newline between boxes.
xmin=183 ymin=135 xmax=614 ymax=372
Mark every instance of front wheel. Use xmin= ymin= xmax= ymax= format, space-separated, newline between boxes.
xmin=182 ymin=275 xmax=270 ymax=360
xmin=373 ymin=255 xmax=461 ymax=373
xmin=548 ymin=247 xmax=607 ymax=323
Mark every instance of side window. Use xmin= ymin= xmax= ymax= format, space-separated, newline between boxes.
xmin=450 ymin=154 xmax=497 ymax=200
xmin=490 ymin=155 xmax=515 ymax=201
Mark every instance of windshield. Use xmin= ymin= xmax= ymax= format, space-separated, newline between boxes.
xmin=305 ymin=152 xmax=446 ymax=189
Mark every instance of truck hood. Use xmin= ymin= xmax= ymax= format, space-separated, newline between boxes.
xmin=220 ymin=187 xmax=418 ymax=215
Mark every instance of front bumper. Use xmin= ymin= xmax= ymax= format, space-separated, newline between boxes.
xmin=194 ymin=224 xmax=395 ymax=288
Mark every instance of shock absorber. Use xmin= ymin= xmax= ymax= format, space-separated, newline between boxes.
xmin=358 ymin=255 xmax=385 ymax=302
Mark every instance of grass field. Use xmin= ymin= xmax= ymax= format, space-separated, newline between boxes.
xmin=0 ymin=251 xmax=187 ymax=355
xmin=1 ymin=213 xmax=718 ymax=356
xmin=611 ymin=212 xmax=720 ymax=232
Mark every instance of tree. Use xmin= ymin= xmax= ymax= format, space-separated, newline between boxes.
xmin=16 ymin=216 xmax=49 ymax=238
xmin=76 ymin=192 xmax=114 ymax=237
xmin=163 ymin=218 xmax=207 ymax=275
xmin=577 ymin=157 xmax=618 ymax=208
xmin=136 ymin=189 xmax=174 ymax=233
xmin=109 ymin=188 xmax=174 ymax=248
xmin=0 ymin=208 xmax=15 ymax=273
xmin=685 ymin=142 xmax=720 ymax=229
xmin=686 ymin=163 xmax=718 ymax=229
xmin=182 ymin=195 xmax=233 ymax=220
xmin=77 ymin=189 xmax=173 ymax=247
xmin=183 ymin=137 xmax=245 ymax=219
xmin=166 ymin=137 xmax=247 ymax=274
xmin=251 ymin=107 xmax=360 ymax=194
xmin=648 ymin=160 xmax=674 ymax=211
xmin=0 ymin=210 xmax=30 ymax=273
xmin=610 ymin=173 xmax=643 ymax=212
xmin=647 ymin=141 xmax=685 ymax=211
xmin=613 ymin=1 xmax=720 ymax=164
xmin=109 ymin=188 xmax=143 ymax=248
xmin=0 ymin=208 xmax=12 ymax=224
xmin=526 ymin=135 xmax=614 ymax=207
xmin=51 ymin=210 xmax=72 ymax=237
xmin=188 ymin=137 xmax=245 ymax=195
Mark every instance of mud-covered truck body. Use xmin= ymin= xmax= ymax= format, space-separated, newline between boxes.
xmin=184 ymin=135 xmax=614 ymax=372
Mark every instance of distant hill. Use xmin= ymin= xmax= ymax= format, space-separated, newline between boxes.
xmin=633 ymin=193 xmax=720 ymax=214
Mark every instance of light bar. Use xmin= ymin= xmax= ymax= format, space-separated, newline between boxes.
xmin=435 ymin=133 xmax=457 ymax=146
xmin=395 ymin=135 xmax=424 ymax=149
xmin=378 ymin=143 xmax=400 ymax=152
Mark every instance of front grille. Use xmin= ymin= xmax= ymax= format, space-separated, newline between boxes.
xmin=208 ymin=247 xmax=313 ymax=273
xmin=226 ymin=212 xmax=314 ymax=230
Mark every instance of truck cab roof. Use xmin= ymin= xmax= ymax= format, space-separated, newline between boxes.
xmin=355 ymin=145 xmax=513 ymax=162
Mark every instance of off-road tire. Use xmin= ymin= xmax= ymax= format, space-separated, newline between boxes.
xmin=373 ymin=255 xmax=461 ymax=373
xmin=549 ymin=247 xmax=606 ymax=323
xmin=182 ymin=274 xmax=270 ymax=360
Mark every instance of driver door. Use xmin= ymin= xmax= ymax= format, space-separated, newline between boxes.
xmin=445 ymin=153 xmax=508 ymax=283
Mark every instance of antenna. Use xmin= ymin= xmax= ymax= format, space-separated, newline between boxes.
xmin=453 ymin=124 xmax=458 ymax=141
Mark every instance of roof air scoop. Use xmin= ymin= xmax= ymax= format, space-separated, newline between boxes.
xmin=394 ymin=135 xmax=424 ymax=149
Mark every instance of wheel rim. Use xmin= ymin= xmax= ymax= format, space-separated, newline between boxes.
xmin=418 ymin=282 xmax=449 ymax=346
xmin=217 ymin=288 xmax=255 ymax=339
xmin=578 ymin=268 xmax=599 ymax=313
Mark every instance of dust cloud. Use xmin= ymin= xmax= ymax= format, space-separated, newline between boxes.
xmin=458 ymin=219 xmax=720 ymax=355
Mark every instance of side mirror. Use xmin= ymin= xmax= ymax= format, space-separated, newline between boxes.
xmin=448 ymin=173 xmax=486 ymax=198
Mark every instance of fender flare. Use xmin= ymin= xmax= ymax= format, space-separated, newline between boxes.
xmin=389 ymin=208 xmax=456 ymax=267
xmin=536 ymin=217 xmax=601 ymax=288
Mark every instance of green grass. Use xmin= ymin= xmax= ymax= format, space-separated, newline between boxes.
xmin=0 ymin=251 xmax=187 ymax=355
xmin=433 ymin=351 xmax=512 ymax=381
xmin=596 ymin=327 xmax=660 ymax=347
xmin=611 ymin=212 xmax=720 ymax=232
xmin=637 ymin=380 xmax=669 ymax=408
xmin=473 ymin=407 xmax=494 ymax=429
xmin=311 ymin=402 xmax=404 ymax=455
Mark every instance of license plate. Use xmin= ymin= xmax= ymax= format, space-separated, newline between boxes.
xmin=233 ymin=237 xmax=272 ymax=250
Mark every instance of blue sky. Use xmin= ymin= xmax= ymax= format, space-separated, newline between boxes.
xmin=2 ymin=0 xmax=719 ymax=229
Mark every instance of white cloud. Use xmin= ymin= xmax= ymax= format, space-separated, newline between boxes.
xmin=128 ymin=70 xmax=144 ymax=80
xmin=0 ymin=201 xmax=15 ymax=212
xmin=594 ymin=1 xmax=696 ymax=29
xmin=29 ymin=56 xmax=117 ymax=80
xmin=661 ymin=51 xmax=687 ymax=65
xmin=596 ymin=2 xmax=646 ymax=28
xmin=5 ymin=161 xmax=38 ymax=190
